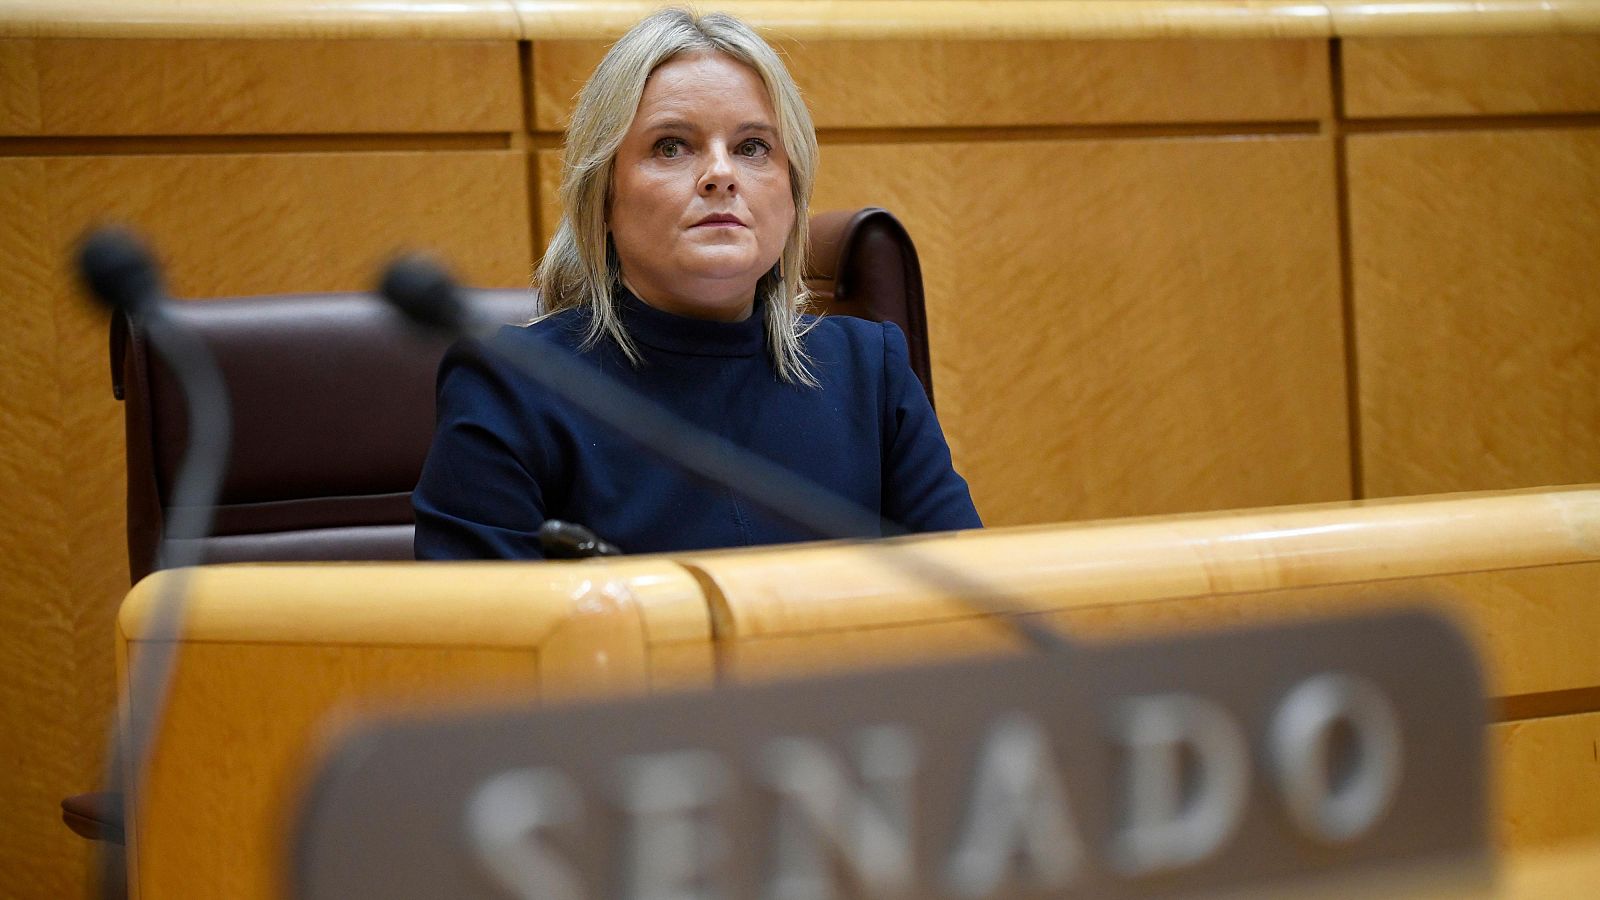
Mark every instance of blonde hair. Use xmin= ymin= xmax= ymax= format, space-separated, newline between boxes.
xmin=534 ymin=8 xmax=820 ymax=385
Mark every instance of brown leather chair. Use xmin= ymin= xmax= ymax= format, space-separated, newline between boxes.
xmin=65 ymin=206 xmax=931 ymax=849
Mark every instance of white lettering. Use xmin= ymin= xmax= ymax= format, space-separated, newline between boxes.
xmin=1269 ymin=672 xmax=1402 ymax=843
xmin=467 ymin=767 xmax=586 ymax=900
xmin=1111 ymin=694 xmax=1249 ymax=876
xmin=617 ymin=750 xmax=732 ymax=900
xmin=944 ymin=713 xmax=1085 ymax=896
xmin=761 ymin=726 xmax=918 ymax=899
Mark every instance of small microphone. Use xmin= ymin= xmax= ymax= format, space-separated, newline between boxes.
xmin=76 ymin=226 xmax=235 ymax=899
xmin=78 ymin=226 xmax=164 ymax=317
xmin=538 ymin=520 xmax=623 ymax=559
xmin=379 ymin=255 xmax=473 ymax=335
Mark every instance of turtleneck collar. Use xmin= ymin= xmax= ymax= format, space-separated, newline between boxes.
xmin=617 ymin=284 xmax=767 ymax=358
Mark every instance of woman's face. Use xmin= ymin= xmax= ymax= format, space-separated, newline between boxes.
xmin=608 ymin=51 xmax=794 ymax=322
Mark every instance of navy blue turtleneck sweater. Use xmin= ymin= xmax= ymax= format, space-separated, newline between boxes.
xmin=413 ymin=291 xmax=981 ymax=560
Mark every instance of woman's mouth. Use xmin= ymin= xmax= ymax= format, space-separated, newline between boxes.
xmin=692 ymin=213 xmax=746 ymax=228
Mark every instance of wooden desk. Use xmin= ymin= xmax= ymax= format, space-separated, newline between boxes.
xmin=119 ymin=486 xmax=1600 ymax=897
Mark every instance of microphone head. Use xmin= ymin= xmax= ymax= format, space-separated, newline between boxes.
xmin=378 ymin=255 xmax=470 ymax=335
xmin=77 ymin=226 xmax=164 ymax=316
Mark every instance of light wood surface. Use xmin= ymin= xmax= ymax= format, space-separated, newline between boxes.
xmin=1493 ymin=710 xmax=1600 ymax=851
xmin=116 ymin=486 xmax=1600 ymax=897
xmin=682 ymin=486 xmax=1600 ymax=850
xmin=809 ymin=136 xmax=1348 ymax=525
xmin=1347 ymin=128 xmax=1600 ymax=499
xmin=6 ymin=1 xmax=1600 ymax=41
xmin=1501 ymin=839 xmax=1600 ymax=897
xmin=531 ymin=38 xmax=1330 ymax=132
xmin=0 ymin=0 xmax=524 ymax=40
xmin=0 ymin=150 xmax=531 ymax=897
xmin=683 ymin=487 xmax=1600 ymax=644
xmin=121 ymin=561 xmax=710 ymax=900
xmin=0 ymin=154 xmax=89 ymax=900
xmin=0 ymin=39 xmax=520 ymax=136
xmin=1342 ymin=36 xmax=1600 ymax=117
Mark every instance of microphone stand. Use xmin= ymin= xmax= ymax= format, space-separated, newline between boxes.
xmin=78 ymin=228 xmax=233 ymax=900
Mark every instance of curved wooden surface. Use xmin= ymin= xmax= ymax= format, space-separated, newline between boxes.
xmin=4 ymin=0 xmax=1600 ymax=40
xmin=684 ymin=485 xmax=1600 ymax=640
xmin=117 ymin=485 xmax=1600 ymax=899
xmin=121 ymin=560 xmax=712 ymax=899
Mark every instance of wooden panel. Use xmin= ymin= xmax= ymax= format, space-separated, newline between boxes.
xmin=122 ymin=560 xmax=706 ymax=899
xmin=1504 ymin=840 xmax=1600 ymax=897
xmin=0 ymin=150 xmax=531 ymax=898
xmin=45 ymin=151 xmax=532 ymax=296
xmin=1342 ymin=36 xmax=1600 ymax=118
xmin=530 ymin=38 xmax=1330 ymax=132
xmin=1348 ymin=128 xmax=1600 ymax=498
xmin=0 ymin=157 xmax=83 ymax=900
xmin=1492 ymin=711 xmax=1600 ymax=850
xmin=712 ymin=563 xmax=1600 ymax=701
xmin=0 ymin=38 xmax=521 ymax=136
xmin=132 ymin=642 xmax=545 ymax=900
xmin=809 ymin=136 xmax=1347 ymax=524
xmin=690 ymin=487 xmax=1600 ymax=697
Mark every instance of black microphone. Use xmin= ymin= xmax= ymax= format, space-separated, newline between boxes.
xmin=539 ymin=520 xmax=624 ymax=558
xmin=379 ymin=255 xmax=1072 ymax=654
xmin=78 ymin=227 xmax=164 ymax=319
xmin=77 ymin=227 xmax=235 ymax=900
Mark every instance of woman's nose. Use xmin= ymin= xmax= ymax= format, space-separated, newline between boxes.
xmin=700 ymin=147 xmax=737 ymax=195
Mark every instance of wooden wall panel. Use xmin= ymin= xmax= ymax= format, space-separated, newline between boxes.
xmin=530 ymin=38 xmax=1330 ymax=131
xmin=0 ymin=150 xmax=532 ymax=897
xmin=1342 ymin=36 xmax=1600 ymax=118
xmin=0 ymin=157 xmax=84 ymax=900
xmin=1348 ymin=128 xmax=1600 ymax=498
xmin=0 ymin=38 xmax=521 ymax=136
xmin=808 ymin=137 xmax=1348 ymax=525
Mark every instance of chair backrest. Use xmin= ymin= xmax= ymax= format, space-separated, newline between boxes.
xmin=113 ymin=207 xmax=931 ymax=580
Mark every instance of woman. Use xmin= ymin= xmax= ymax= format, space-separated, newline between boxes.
xmin=414 ymin=9 xmax=980 ymax=560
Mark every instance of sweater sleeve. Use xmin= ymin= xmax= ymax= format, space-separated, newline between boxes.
xmin=879 ymin=322 xmax=984 ymax=533
xmin=413 ymin=337 xmax=552 ymax=560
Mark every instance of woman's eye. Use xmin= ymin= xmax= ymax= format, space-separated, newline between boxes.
xmin=736 ymin=138 xmax=771 ymax=158
xmin=654 ymin=138 xmax=686 ymax=158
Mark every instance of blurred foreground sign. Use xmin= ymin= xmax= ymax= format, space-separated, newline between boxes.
xmin=294 ymin=609 xmax=1490 ymax=898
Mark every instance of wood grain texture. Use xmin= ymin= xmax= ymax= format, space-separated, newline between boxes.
xmin=0 ymin=0 xmax=523 ymax=40
xmin=4 ymin=1 xmax=1600 ymax=42
xmin=1492 ymin=711 xmax=1600 ymax=850
xmin=530 ymin=38 xmax=1330 ymax=133
xmin=1347 ymin=128 xmax=1600 ymax=498
xmin=1503 ymin=840 xmax=1600 ymax=896
xmin=811 ymin=136 xmax=1348 ymax=524
xmin=1342 ymin=36 xmax=1600 ymax=117
xmin=0 ymin=38 xmax=521 ymax=137
xmin=690 ymin=487 xmax=1600 ymax=701
xmin=0 ymin=150 xmax=531 ymax=898
xmin=0 ymin=157 xmax=85 ymax=900
xmin=131 ymin=643 xmax=546 ymax=900
xmin=45 ymin=151 xmax=532 ymax=297
xmin=1327 ymin=0 xmax=1600 ymax=38
xmin=121 ymin=561 xmax=706 ymax=899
